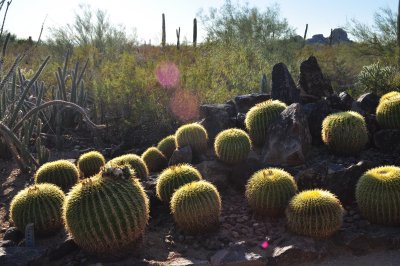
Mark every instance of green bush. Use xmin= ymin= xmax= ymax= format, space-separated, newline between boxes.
xmin=77 ymin=151 xmax=106 ymax=178
xmin=34 ymin=160 xmax=79 ymax=191
xmin=214 ymin=128 xmax=251 ymax=164
xmin=356 ymin=62 xmax=396 ymax=95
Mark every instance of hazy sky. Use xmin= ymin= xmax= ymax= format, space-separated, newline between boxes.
xmin=5 ymin=0 xmax=397 ymax=44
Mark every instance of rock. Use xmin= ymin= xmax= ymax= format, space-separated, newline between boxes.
xmin=331 ymin=28 xmax=352 ymax=44
xmin=236 ymin=113 xmax=246 ymax=129
xmin=228 ymin=158 xmax=264 ymax=191
xmin=351 ymin=101 xmax=367 ymax=116
xmin=325 ymin=94 xmax=342 ymax=110
xmin=210 ymin=242 xmax=264 ymax=266
xmin=0 ymin=246 xmax=46 ymax=265
xmin=271 ymin=63 xmax=300 ymax=104
xmin=299 ymin=56 xmax=333 ymax=98
xmin=373 ymin=129 xmax=400 ymax=152
xmin=296 ymin=160 xmax=377 ymax=205
xmin=262 ymin=104 xmax=311 ymax=166
xmin=48 ymin=238 xmax=79 ymax=261
xmin=3 ymin=227 xmax=23 ymax=244
xmin=200 ymin=104 xmax=236 ymax=142
xmin=169 ymin=145 xmax=192 ymax=166
xmin=195 ymin=160 xmax=231 ymax=190
xmin=357 ymin=92 xmax=379 ymax=114
xmin=303 ymin=100 xmax=332 ymax=144
xmin=234 ymin=93 xmax=271 ymax=114
xmin=365 ymin=114 xmax=380 ymax=138
xmin=0 ymin=240 xmax=15 ymax=247
xmin=306 ymin=34 xmax=328 ymax=45
xmin=168 ymin=257 xmax=210 ymax=266
xmin=338 ymin=91 xmax=354 ymax=110
xmin=146 ymin=189 xmax=163 ymax=216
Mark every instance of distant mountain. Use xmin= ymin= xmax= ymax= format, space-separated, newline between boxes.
xmin=306 ymin=28 xmax=351 ymax=45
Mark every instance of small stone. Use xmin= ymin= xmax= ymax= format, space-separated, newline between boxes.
xmin=232 ymin=231 xmax=240 ymax=238
xmin=3 ymin=227 xmax=23 ymax=243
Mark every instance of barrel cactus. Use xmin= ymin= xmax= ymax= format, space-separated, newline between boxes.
xmin=141 ymin=147 xmax=167 ymax=172
xmin=77 ymin=151 xmax=105 ymax=178
xmin=34 ymin=160 xmax=79 ymax=191
xmin=63 ymin=164 xmax=149 ymax=254
xmin=321 ymin=111 xmax=368 ymax=155
xmin=286 ymin=189 xmax=344 ymax=238
xmin=156 ymin=164 xmax=202 ymax=203
xmin=245 ymin=168 xmax=297 ymax=217
xmin=356 ymin=166 xmax=400 ymax=225
xmin=108 ymin=154 xmax=149 ymax=180
xmin=214 ymin=128 xmax=251 ymax=164
xmin=379 ymin=91 xmax=400 ymax=103
xmin=376 ymin=95 xmax=400 ymax=129
xmin=157 ymin=135 xmax=176 ymax=159
xmin=245 ymin=100 xmax=287 ymax=146
xmin=10 ymin=183 xmax=65 ymax=236
xmin=175 ymin=123 xmax=208 ymax=155
xmin=171 ymin=180 xmax=221 ymax=234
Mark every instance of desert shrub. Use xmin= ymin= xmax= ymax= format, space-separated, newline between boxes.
xmin=356 ymin=61 xmax=397 ymax=95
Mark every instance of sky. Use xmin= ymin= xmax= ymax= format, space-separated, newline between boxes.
xmin=4 ymin=0 xmax=397 ymax=44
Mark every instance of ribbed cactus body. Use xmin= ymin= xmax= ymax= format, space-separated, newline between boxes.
xmin=141 ymin=147 xmax=167 ymax=172
xmin=156 ymin=164 xmax=202 ymax=203
xmin=286 ymin=189 xmax=344 ymax=238
xmin=157 ymin=135 xmax=176 ymax=159
xmin=77 ymin=151 xmax=105 ymax=178
xmin=171 ymin=180 xmax=221 ymax=234
xmin=10 ymin=183 xmax=65 ymax=236
xmin=379 ymin=91 xmax=400 ymax=103
xmin=214 ymin=128 xmax=251 ymax=164
xmin=34 ymin=160 xmax=79 ymax=191
xmin=108 ymin=154 xmax=149 ymax=180
xmin=245 ymin=100 xmax=287 ymax=146
xmin=356 ymin=166 xmax=400 ymax=225
xmin=376 ymin=95 xmax=400 ymax=129
xmin=63 ymin=165 xmax=149 ymax=254
xmin=321 ymin=111 xmax=368 ymax=155
xmin=175 ymin=123 xmax=208 ymax=155
xmin=246 ymin=168 xmax=297 ymax=217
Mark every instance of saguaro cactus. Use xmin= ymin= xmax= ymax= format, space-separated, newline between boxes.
xmin=176 ymin=27 xmax=181 ymax=50
xmin=193 ymin=18 xmax=197 ymax=47
xmin=162 ymin=13 xmax=166 ymax=47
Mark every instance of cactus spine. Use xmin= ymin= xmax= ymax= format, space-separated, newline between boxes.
xmin=356 ymin=166 xmax=400 ymax=225
xmin=10 ymin=183 xmax=65 ymax=236
xmin=245 ymin=100 xmax=287 ymax=146
xmin=246 ymin=168 xmax=297 ymax=217
xmin=156 ymin=164 xmax=202 ymax=203
xmin=141 ymin=147 xmax=168 ymax=172
xmin=171 ymin=180 xmax=221 ymax=234
xmin=376 ymin=95 xmax=400 ymax=129
xmin=175 ymin=123 xmax=208 ymax=155
xmin=157 ymin=135 xmax=176 ymax=159
xmin=77 ymin=151 xmax=106 ymax=178
xmin=35 ymin=159 xmax=79 ymax=191
xmin=321 ymin=111 xmax=368 ymax=155
xmin=108 ymin=154 xmax=149 ymax=180
xmin=286 ymin=189 xmax=344 ymax=238
xmin=63 ymin=164 xmax=149 ymax=254
xmin=214 ymin=128 xmax=251 ymax=164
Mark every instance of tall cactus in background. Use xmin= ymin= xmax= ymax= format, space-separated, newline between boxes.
xmin=162 ymin=13 xmax=166 ymax=47
xmin=260 ymin=74 xmax=268 ymax=93
xmin=176 ymin=27 xmax=181 ymax=50
xmin=193 ymin=18 xmax=197 ymax=47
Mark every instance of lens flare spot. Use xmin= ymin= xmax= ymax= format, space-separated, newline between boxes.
xmin=156 ymin=61 xmax=180 ymax=89
xmin=169 ymin=90 xmax=199 ymax=122
xmin=261 ymin=241 xmax=269 ymax=249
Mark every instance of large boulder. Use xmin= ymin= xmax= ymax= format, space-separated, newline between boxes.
xmin=262 ymin=104 xmax=312 ymax=166
xmin=169 ymin=145 xmax=192 ymax=166
xmin=271 ymin=63 xmax=300 ymax=104
xmin=199 ymin=104 xmax=236 ymax=143
xmin=356 ymin=92 xmax=379 ymax=115
xmin=299 ymin=56 xmax=333 ymax=98
xmin=234 ymin=93 xmax=270 ymax=114
xmin=373 ymin=129 xmax=400 ymax=152
xmin=303 ymin=100 xmax=332 ymax=144
xmin=338 ymin=91 xmax=354 ymax=110
xmin=195 ymin=160 xmax=232 ymax=190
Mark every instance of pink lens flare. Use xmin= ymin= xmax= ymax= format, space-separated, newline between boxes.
xmin=169 ymin=90 xmax=199 ymax=122
xmin=155 ymin=61 xmax=180 ymax=89
xmin=261 ymin=241 xmax=269 ymax=249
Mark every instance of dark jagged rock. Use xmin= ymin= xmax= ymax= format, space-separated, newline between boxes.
xmin=338 ymin=91 xmax=354 ymax=110
xmin=325 ymin=94 xmax=342 ymax=110
xmin=306 ymin=34 xmax=328 ymax=45
xmin=331 ymin=28 xmax=351 ymax=44
xmin=200 ymin=104 xmax=236 ymax=142
xmin=303 ymin=100 xmax=332 ymax=144
xmin=210 ymin=241 xmax=264 ymax=266
xmin=228 ymin=157 xmax=264 ymax=191
xmin=169 ymin=145 xmax=192 ymax=166
xmin=299 ymin=56 xmax=333 ymax=98
xmin=0 ymin=246 xmax=46 ymax=265
xmin=48 ymin=238 xmax=79 ymax=261
xmin=357 ymin=93 xmax=380 ymax=114
xmin=295 ymin=160 xmax=377 ymax=205
xmin=373 ymin=129 xmax=400 ymax=152
xmin=195 ymin=160 xmax=231 ymax=191
xmin=271 ymin=63 xmax=300 ymax=104
xmin=3 ymin=227 xmax=23 ymax=244
xmin=262 ymin=104 xmax=311 ymax=166
xmin=365 ymin=114 xmax=380 ymax=139
xmin=234 ymin=93 xmax=270 ymax=114
xmin=236 ymin=113 xmax=246 ymax=129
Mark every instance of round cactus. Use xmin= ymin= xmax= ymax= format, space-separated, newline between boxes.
xmin=376 ymin=95 xmax=400 ymax=129
xmin=171 ymin=180 xmax=221 ymax=234
xmin=108 ymin=154 xmax=149 ymax=180
xmin=141 ymin=147 xmax=168 ymax=172
xmin=214 ymin=128 xmax=251 ymax=164
xmin=34 ymin=160 xmax=79 ymax=191
xmin=321 ymin=111 xmax=368 ymax=155
xmin=175 ymin=123 xmax=208 ymax=155
xmin=157 ymin=135 xmax=176 ymax=159
xmin=245 ymin=168 xmax=297 ymax=217
xmin=286 ymin=189 xmax=344 ymax=238
xmin=10 ymin=183 xmax=65 ymax=236
xmin=379 ymin=91 xmax=400 ymax=103
xmin=63 ymin=164 xmax=149 ymax=254
xmin=156 ymin=164 xmax=202 ymax=203
xmin=356 ymin=166 xmax=400 ymax=225
xmin=245 ymin=100 xmax=287 ymax=146
xmin=77 ymin=151 xmax=106 ymax=178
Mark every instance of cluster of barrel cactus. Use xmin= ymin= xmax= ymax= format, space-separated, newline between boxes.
xmin=108 ymin=154 xmax=149 ymax=180
xmin=77 ymin=151 xmax=106 ymax=178
xmin=141 ymin=147 xmax=168 ymax=172
xmin=214 ymin=128 xmax=251 ymax=164
xmin=34 ymin=160 xmax=79 ymax=191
